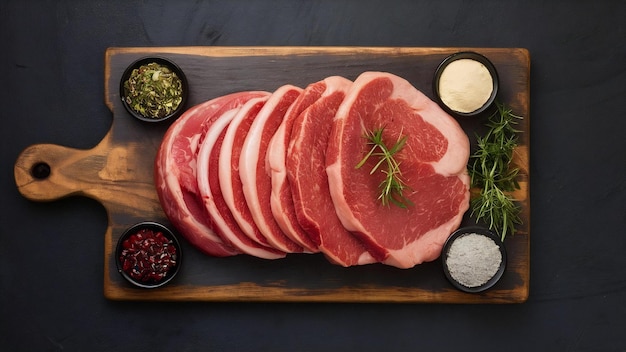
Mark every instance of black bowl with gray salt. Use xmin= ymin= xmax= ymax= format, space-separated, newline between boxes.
xmin=442 ymin=226 xmax=507 ymax=293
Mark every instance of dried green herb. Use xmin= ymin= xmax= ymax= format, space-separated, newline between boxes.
xmin=468 ymin=102 xmax=523 ymax=241
xmin=123 ymin=62 xmax=183 ymax=119
xmin=356 ymin=127 xmax=413 ymax=209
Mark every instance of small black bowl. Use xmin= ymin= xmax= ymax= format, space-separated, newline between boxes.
xmin=441 ymin=226 xmax=506 ymax=293
xmin=119 ymin=56 xmax=189 ymax=123
xmin=433 ymin=51 xmax=499 ymax=117
xmin=115 ymin=221 xmax=182 ymax=289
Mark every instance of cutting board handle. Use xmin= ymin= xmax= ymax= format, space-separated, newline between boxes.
xmin=14 ymin=140 xmax=109 ymax=202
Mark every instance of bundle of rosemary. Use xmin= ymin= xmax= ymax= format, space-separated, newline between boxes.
xmin=468 ymin=102 xmax=523 ymax=241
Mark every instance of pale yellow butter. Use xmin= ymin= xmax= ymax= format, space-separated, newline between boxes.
xmin=439 ymin=59 xmax=493 ymax=113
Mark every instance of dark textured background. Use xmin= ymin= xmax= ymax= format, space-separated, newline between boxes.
xmin=1 ymin=0 xmax=625 ymax=350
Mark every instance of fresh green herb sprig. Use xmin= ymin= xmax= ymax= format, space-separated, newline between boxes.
xmin=124 ymin=62 xmax=183 ymax=119
xmin=356 ymin=127 xmax=414 ymax=209
xmin=469 ymin=102 xmax=523 ymax=241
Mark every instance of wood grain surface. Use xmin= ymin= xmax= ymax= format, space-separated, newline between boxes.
xmin=14 ymin=46 xmax=530 ymax=303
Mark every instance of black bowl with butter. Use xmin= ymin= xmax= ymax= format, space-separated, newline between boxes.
xmin=441 ymin=226 xmax=506 ymax=293
xmin=120 ymin=56 xmax=189 ymax=123
xmin=433 ymin=51 xmax=499 ymax=118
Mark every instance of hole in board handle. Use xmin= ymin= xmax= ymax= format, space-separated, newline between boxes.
xmin=31 ymin=162 xmax=51 ymax=179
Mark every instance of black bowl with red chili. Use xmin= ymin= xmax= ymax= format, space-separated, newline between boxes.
xmin=115 ymin=222 xmax=182 ymax=288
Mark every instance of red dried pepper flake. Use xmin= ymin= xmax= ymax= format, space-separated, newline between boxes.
xmin=119 ymin=228 xmax=178 ymax=284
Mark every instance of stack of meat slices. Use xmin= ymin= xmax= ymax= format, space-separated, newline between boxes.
xmin=155 ymin=72 xmax=470 ymax=269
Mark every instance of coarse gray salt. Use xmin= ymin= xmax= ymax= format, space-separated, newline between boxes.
xmin=445 ymin=233 xmax=502 ymax=288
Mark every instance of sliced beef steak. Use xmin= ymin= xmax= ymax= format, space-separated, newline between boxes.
xmin=240 ymin=85 xmax=304 ymax=253
xmin=157 ymin=72 xmax=470 ymax=267
xmin=326 ymin=72 xmax=470 ymax=268
xmin=196 ymin=107 xmax=286 ymax=259
xmin=155 ymin=91 xmax=269 ymax=257
xmin=219 ymin=96 xmax=276 ymax=247
xmin=267 ymin=82 xmax=327 ymax=253
xmin=288 ymin=76 xmax=377 ymax=267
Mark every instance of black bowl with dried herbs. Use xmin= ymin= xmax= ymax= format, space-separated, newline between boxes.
xmin=120 ymin=56 xmax=188 ymax=122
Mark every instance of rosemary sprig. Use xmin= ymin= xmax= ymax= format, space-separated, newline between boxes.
xmin=469 ymin=102 xmax=523 ymax=240
xmin=356 ymin=127 xmax=414 ymax=208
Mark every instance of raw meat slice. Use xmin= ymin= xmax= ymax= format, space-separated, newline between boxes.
xmin=219 ymin=96 xmax=274 ymax=247
xmin=268 ymin=82 xmax=327 ymax=253
xmin=240 ymin=85 xmax=304 ymax=253
xmin=155 ymin=91 xmax=269 ymax=256
xmin=326 ymin=72 xmax=470 ymax=269
xmin=288 ymin=76 xmax=377 ymax=267
xmin=196 ymin=107 xmax=285 ymax=259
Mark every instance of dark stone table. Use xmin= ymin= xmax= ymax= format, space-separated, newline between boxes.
xmin=1 ymin=1 xmax=624 ymax=350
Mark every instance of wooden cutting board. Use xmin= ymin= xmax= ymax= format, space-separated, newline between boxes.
xmin=14 ymin=47 xmax=530 ymax=303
